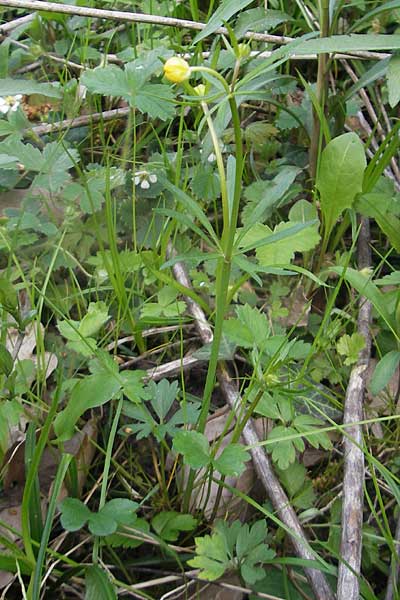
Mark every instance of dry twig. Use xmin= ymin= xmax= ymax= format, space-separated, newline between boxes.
xmin=337 ymin=218 xmax=372 ymax=600
xmin=169 ymin=249 xmax=335 ymax=600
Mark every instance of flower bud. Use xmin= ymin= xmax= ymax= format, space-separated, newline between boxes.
xmin=237 ymin=43 xmax=251 ymax=59
xmin=193 ymin=84 xmax=206 ymax=96
xmin=163 ymin=57 xmax=191 ymax=83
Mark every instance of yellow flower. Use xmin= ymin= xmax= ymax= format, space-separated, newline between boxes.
xmin=163 ymin=57 xmax=191 ymax=83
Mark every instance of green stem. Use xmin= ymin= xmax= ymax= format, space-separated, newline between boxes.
xmin=309 ymin=0 xmax=329 ymax=181
xmin=92 ymin=396 xmax=123 ymax=563
xmin=182 ymin=93 xmax=243 ymax=512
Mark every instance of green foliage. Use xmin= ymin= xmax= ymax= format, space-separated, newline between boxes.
xmin=336 ymin=332 xmax=366 ymax=365
xmin=122 ymin=379 xmax=199 ymax=442
xmin=370 ymin=350 xmax=400 ymax=394
xmin=59 ymin=497 xmax=139 ymax=536
xmin=85 ymin=564 xmax=117 ymax=600
xmin=172 ymin=430 xmax=250 ymax=477
xmin=152 ymin=511 xmax=197 ymax=541
xmin=81 ymin=54 xmax=175 ymax=120
xmin=57 ymin=301 xmax=109 ymax=356
xmin=317 ymin=132 xmax=366 ymax=239
xmin=188 ymin=520 xmax=275 ymax=584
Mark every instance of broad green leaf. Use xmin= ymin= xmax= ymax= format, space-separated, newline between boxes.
xmin=0 ymin=343 xmax=13 ymax=376
xmin=294 ymin=34 xmax=400 ymax=54
xmin=82 ymin=67 xmax=174 ymax=120
xmin=224 ymin=304 xmax=270 ymax=349
xmin=54 ymin=374 xmax=121 ymax=441
xmin=100 ymin=499 xmax=139 ymax=525
xmin=78 ymin=302 xmax=109 ymax=337
xmin=370 ymin=351 xmax=400 ymax=395
xmin=317 ymin=133 xmax=366 ymax=238
xmin=59 ymin=498 xmax=91 ymax=531
xmin=241 ymin=166 xmax=300 ymax=229
xmin=246 ymin=220 xmax=320 ymax=266
xmin=336 ymin=333 xmax=365 ymax=365
xmin=0 ymin=78 xmax=61 ymax=98
xmin=267 ymin=426 xmax=304 ymax=470
xmin=213 ymin=443 xmax=250 ymax=477
xmin=88 ymin=511 xmax=117 ymax=536
xmin=187 ymin=532 xmax=230 ymax=580
xmin=194 ymin=0 xmax=254 ymax=43
xmin=235 ymin=8 xmax=290 ymax=37
xmin=172 ymin=430 xmax=210 ymax=469
xmin=152 ymin=511 xmax=197 ymax=541
xmin=85 ymin=565 xmax=117 ymax=600
xmin=293 ymin=415 xmax=332 ymax=450
xmin=0 ymin=154 xmax=18 ymax=169
xmin=81 ymin=65 xmax=131 ymax=97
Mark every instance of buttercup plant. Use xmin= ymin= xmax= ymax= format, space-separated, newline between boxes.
xmin=164 ymin=56 xmax=244 ymax=509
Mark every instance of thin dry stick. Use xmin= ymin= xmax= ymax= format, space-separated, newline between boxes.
xmin=0 ymin=0 xmax=292 ymax=45
xmin=0 ymin=0 xmax=392 ymax=60
xmin=337 ymin=217 xmax=372 ymax=600
xmin=169 ymin=250 xmax=335 ymax=600
xmin=384 ymin=513 xmax=400 ymax=600
xmin=0 ymin=11 xmax=33 ymax=31
xmin=27 ymin=107 xmax=131 ymax=137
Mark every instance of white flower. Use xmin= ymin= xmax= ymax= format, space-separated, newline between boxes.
xmin=0 ymin=94 xmax=22 ymax=115
xmin=207 ymin=152 xmax=216 ymax=163
xmin=134 ymin=171 xmax=158 ymax=190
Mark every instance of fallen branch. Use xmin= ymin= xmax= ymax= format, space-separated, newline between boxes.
xmin=0 ymin=0 xmax=292 ymax=45
xmin=0 ymin=0 xmax=391 ymax=60
xmin=337 ymin=218 xmax=372 ymax=600
xmin=169 ymin=247 xmax=335 ymax=600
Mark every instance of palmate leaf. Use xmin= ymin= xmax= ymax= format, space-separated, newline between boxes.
xmin=81 ymin=66 xmax=174 ymax=120
xmin=0 ymin=78 xmax=61 ymax=98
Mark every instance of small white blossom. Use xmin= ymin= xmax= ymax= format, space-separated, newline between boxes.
xmin=134 ymin=170 xmax=158 ymax=190
xmin=207 ymin=152 xmax=216 ymax=163
xmin=0 ymin=94 xmax=22 ymax=115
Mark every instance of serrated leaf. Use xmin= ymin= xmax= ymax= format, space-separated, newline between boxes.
xmin=387 ymin=55 xmax=400 ymax=108
xmin=172 ymin=430 xmax=210 ymax=469
xmin=152 ymin=511 xmax=197 ymax=541
xmin=187 ymin=532 xmax=230 ymax=580
xmin=213 ymin=443 xmax=250 ymax=477
xmin=370 ymin=351 xmax=400 ymax=395
xmin=0 ymin=78 xmax=61 ymax=98
xmin=224 ymin=304 xmax=270 ymax=350
xmin=293 ymin=415 xmax=332 ymax=450
xmin=254 ymin=220 xmax=320 ymax=266
xmin=336 ymin=332 xmax=365 ymax=365
xmin=85 ymin=565 xmax=117 ymax=600
xmin=82 ymin=65 xmax=131 ymax=97
xmin=317 ymin=133 xmax=366 ymax=238
xmin=59 ymin=498 xmax=91 ymax=531
xmin=78 ymin=302 xmax=109 ymax=337
xmin=267 ymin=426 xmax=302 ymax=470
xmin=235 ymin=7 xmax=290 ymax=37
